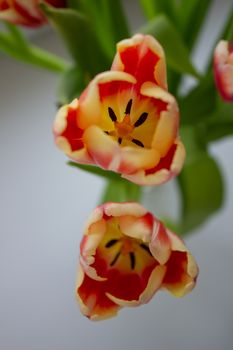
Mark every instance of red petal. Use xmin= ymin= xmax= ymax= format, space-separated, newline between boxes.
xmin=46 ymin=0 xmax=66 ymax=7
xmin=145 ymin=144 xmax=177 ymax=175
xmin=98 ymin=80 xmax=134 ymax=101
xmin=119 ymin=45 xmax=160 ymax=87
xmin=13 ymin=1 xmax=44 ymax=26
xmin=163 ymin=251 xmax=188 ymax=285
xmin=77 ymin=273 xmax=119 ymax=318
xmin=0 ymin=1 xmax=9 ymax=10
xmin=61 ymin=107 xmax=84 ymax=151
xmin=106 ymin=262 xmax=157 ymax=301
xmin=90 ymin=252 xmax=157 ymax=301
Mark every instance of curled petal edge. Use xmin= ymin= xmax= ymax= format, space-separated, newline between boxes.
xmin=141 ymin=82 xmax=179 ymax=157
xmin=106 ymin=265 xmax=167 ymax=307
xmin=166 ymin=230 xmax=199 ymax=279
xmin=76 ymin=265 xmax=120 ymax=320
xmin=122 ymin=139 xmax=186 ymax=186
xmin=103 ymin=201 xmax=148 ymax=218
xmin=112 ymin=33 xmax=167 ymax=90
xmin=119 ymin=212 xmax=155 ymax=242
xmin=149 ymin=221 xmax=172 ymax=265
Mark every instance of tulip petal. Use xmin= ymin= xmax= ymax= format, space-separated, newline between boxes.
xmin=123 ymin=139 xmax=185 ymax=186
xmin=112 ymin=34 xmax=167 ymax=90
xmin=80 ymin=207 xmax=110 ymax=281
xmin=119 ymin=146 xmax=161 ymax=174
xmin=0 ymin=7 xmax=25 ymax=24
xmin=106 ymin=265 xmax=166 ymax=306
xmin=84 ymin=125 xmax=161 ymax=174
xmin=119 ymin=212 xmax=154 ymax=242
xmin=83 ymin=125 xmax=120 ymax=170
xmin=0 ymin=0 xmax=66 ymax=26
xmin=149 ymin=221 xmax=171 ymax=265
xmin=162 ymin=230 xmax=199 ymax=297
xmin=103 ymin=202 xmax=147 ymax=217
xmin=80 ymin=219 xmax=107 ymax=281
xmin=214 ymin=40 xmax=233 ymax=102
xmin=141 ymin=82 xmax=179 ymax=157
xmin=54 ymin=100 xmax=94 ymax=164
xmin=76 ymin=265 xmax=120 ymax=320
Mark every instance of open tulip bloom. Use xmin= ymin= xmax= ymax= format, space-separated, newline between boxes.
xmin=77 ymin=202 xmax=198 ymax=320
xmin=54 ymin=34 xmax=186 ymax=186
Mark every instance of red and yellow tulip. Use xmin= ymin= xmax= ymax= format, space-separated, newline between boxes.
xmin=77 ymin=202 xmax=198 ymax=320
xmin=0 ymin=0 xmax=66 ymax=27
xmin=54 ymin=34 xmax=185 ymax=185
xmin=214 ymin=40 xmax=233 ymax=102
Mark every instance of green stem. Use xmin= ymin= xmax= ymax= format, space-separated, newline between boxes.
xmin=100 ymin=179 xmax=142 ymax=204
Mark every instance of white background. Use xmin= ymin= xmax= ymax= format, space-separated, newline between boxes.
xmin=0 ymin=1 xmax=233 ymax=349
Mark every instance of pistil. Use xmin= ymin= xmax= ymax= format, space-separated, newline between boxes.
xmin=106 ymin=98 xmax=148 ymax=147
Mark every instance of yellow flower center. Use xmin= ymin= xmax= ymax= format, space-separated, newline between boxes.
xmin=115 ymin=115 xmax=134 ymax=138
xmin=97 ymin=218 xmax=155 ymax=273
xmin=99 ymin=94 xmax=158 ymax=149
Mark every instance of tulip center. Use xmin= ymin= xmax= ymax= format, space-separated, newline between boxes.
xmin=97 ymin=218 xmax=155 ymax=274
xmin=101 ymin=95 xmax=158 ymax=149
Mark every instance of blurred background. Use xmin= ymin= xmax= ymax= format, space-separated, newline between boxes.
xmin=0 ymin=0 xmax=233 ymax=349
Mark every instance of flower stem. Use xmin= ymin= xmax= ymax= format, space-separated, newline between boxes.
xmin=100 ymin=179 xmax=142 ymax=204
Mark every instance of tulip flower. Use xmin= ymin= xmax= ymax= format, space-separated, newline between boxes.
xmin=54 ymin=34 xmax=185 ymax=186
xmin=77 ymin=202 xmax=198 ymax=320
xmin=214 ymin=40 xmax=233 ymax=102
xmin=0 ymin=0 xmax=66 ymax=27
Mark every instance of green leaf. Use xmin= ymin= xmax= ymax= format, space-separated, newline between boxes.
xmin=205 ymin=6 xmax=233 ymax=72
xmin=0 ymin=31 xmax=67 ymax=72
xmin=177 ymin=0 xmax=212 ymax=49
xmin=101 ymin=0 xmax=130 ymax=42
xmin=178 ymin=152 xmax=224 ymax=234
xmin=79 ymin=0 xmax=129 ymax=57
xmin=179 ymin=72 xmax=217 ymax=125
xmin=40 ymin=3 xmax=110 ymax=76
xmin=180 ymin=125 xmax=207 ymax=158
xmin=140 ymin=14 xmax=200 ymax=78
xmin=100 ymin=179 xmax=141 ymax=204
xmin=67 ymin=0 xmax=79 ymax=9
xmin=224 ymin=8 xmax=233 ymax=41
xmin=57 ymin=66 xmax=85 ymax=105
xmin=139 ymin=0 xmax=178 ymax=23
xmin=68 ymin=162 xmax=123 ymax=182
xmin=205 ymin=103 xmax=233 ymax=142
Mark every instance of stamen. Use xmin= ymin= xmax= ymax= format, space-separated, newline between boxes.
xmin=118 ymin=137 xmax=122 ymax=144
xmin=132 ymin=139 xmax=144 ymax=147
xmin=140 ymin=243 xmax=152 ymax=256
xmin=110 ymin=251 xmax=121 ymax=266
xmin=105 ymin=239 xmax=119 ymax=248
xmin=129 ymin=252 xmax=136 ymax=269
xmin=104 ymin=131 xmax=109 ymax=134
xmin=134 ymin=112 xmax=148 ymax=127
xmin=108 ymin=107 xmax=117 ymax=122
xmin=125 ymin=99 xmax=133 ymax=114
